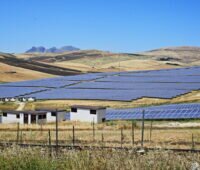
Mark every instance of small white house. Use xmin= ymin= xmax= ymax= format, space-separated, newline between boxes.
xmin=27 ymin=97 xmax=36 ymax=102
xmin=9 ymin=98 xmax=17 ymax=102
xmin=18 ymin=97 xmax=27 ymax=102
xmin=0 ymin=110 xmax=66 ymax=124
xmin=1 ymin=98 xmax=10 ymax=102
xmin=70 ymin=105 xmax=106 ymax=123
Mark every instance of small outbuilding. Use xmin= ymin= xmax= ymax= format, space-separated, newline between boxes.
xmin=0 ymin=110 xmax=66 ymax=124
xmin=70 ymin=105 xmax=106 ymax=123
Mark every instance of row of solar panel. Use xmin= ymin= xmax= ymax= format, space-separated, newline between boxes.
xmin=0 ymin=87 xmax=48 ymax=98
xmin=0 ymin=73 xmax=106 ymax=88
xmin=97 ymin=75 xmax=200 ymax=83
xmin=105 ymin=103 xmax=200 ymax=120
xmin=65 ymin=108 xmax=200 ymax=121
xmin=0 ymin=66 xmax=199 ymax=100
xmin=68 ymin=82 xmax=200 ymax=90
xmin=24 ymin=88 xmax=192 ymax=101
xmin=107 ymin=103 xmax=200 ymax=112
xmin=120 ymin=66 xmax=200 ymax=77
xmin=66 ymin=103 xmax=200 ymax=120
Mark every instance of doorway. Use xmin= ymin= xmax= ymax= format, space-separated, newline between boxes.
xmin=24 ymin=114 xmax=28 ymax=124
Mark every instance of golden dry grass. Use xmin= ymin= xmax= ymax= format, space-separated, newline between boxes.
xmin=0 ymin=102 xmax=18 ymax=110
xmin=0 ymin=120 xmax=200 ymax=149
xmin=0 ymin=63 xmax=54 ymax=82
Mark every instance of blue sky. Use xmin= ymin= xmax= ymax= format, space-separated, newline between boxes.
xmin=0 ymin=0 xmax=200 ymax=53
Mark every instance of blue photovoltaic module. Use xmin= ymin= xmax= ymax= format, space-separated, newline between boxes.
xmin=0 ymin=66 xmax=200 ymax=101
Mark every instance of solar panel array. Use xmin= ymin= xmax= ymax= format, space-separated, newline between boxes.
xmin=106 ymin=103 xmax=200 ymax=120
xmin=0 ymin=87 xmax=47 ymax=98
xmin=68 ymin=81 xmax=200 ymax=90
xmin=64 ymin=103 xmax=200 ymax=120
xmin=0 ymin=66 xmax=199 ymax=101
xmin=24 ymin=88 xmax=192 ymax=101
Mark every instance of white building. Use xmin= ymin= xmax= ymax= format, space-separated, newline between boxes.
xmin=0 ymin=110 xmax=66 ymax=124
xmin=70 ymin=105 xmax=106 ymax=123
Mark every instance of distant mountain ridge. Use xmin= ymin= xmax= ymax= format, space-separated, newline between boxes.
xmin=26 ymin=46 xmax=80 ymax=53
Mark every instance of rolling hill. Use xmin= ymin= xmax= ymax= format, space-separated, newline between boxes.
xmin=18 ymin=46 xmax=200 ymax=72
xmin=1 ymin=46 xmax=200 ymax=82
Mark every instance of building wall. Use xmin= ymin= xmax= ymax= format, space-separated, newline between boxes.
xmin=70 ymin=108 xmax=106 ymax=123
xmin=46 ymin=112 xmax=66 ymax=122
xmin=97 ymin=109 xmax=106 ymax=123
xmin=1 ymin=113 xmax=24 ymax=124
xmin=0 ymin=112 xmax=66 ymax=124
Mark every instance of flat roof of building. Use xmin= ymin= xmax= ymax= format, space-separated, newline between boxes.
xmin=1 ymin=110 xmax=48 ymax=115
xmin=71 ymin=105 xmax=106 ymax=110
xmin=36 ymin=108 xmax=66 ymax=112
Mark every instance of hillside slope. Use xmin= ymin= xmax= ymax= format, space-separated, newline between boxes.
xmin=17 ymin=46 xmax=200 ymax=72
xmin=0 ymin=52 xmax=83 ymax=82
xmin=0 ymin=62 xmax=54 ymax=82
xmin=1 ymin=46 xmax=200 ymax=82
xmin=142 ymin=46 xmax=200 ymax=63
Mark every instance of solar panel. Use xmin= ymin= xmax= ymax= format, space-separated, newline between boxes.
xmin=23 ymin=88 xmax=191 ymax=101
xmin=0 ymin=66 xmax=200 ymax=101
xmin=0 ymin=79 xmax=76 ymax=88
xmin=97 ymin=75 xmax=200 ymax=83
xmin=68 ymin=81 xmax=200 ymax=90
xmin=0 ymin=87 xmax=47 ymax=98
xmin=106 ymin=103 xmax=200 ymax=120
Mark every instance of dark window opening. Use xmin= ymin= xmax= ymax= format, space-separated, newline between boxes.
xmin=102 ymin=118 xmax=106 ymax=122
xmin=31 ymin=115 xmax=36 ymax=124
xmin=51 ymin=112 xmax=56 ymax=116
xmin=3 ymin=113 xmax=7 ymax=117
xmin=71 ymin=108 xmax=77 ymax=112
xmin=38 ymin=114 xmax=46 ymax=119
xmin=90 ymin=110 xmax=96 ymax=114
xmin=16 ymin=114 xmax=20 ymax=118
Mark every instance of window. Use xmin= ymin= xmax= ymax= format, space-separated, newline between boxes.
xmin=102 ymin=118 xmax=106 ymax=122
xmin=38 ymin=114 xmax=46 ymax=119
xmin=71 ymin=108 xmax=77 ymax=112
xmin=16 ymin=114 xmax=20 ymax=118
xmin=90 ymin=110 xmax=96 ymax=115
xmin=51 ymin=112 xmax=56 ymax=116
xmin=3 ymin=112 xmax=7 ymax=117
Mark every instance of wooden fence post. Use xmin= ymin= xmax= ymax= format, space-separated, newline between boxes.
xmin=141 ymin=110 xmax=145 ymax=148
xmin=20 ymin=130 xmax=23 ymax=144
xmin=92 ymin=120 xmax=95 ymax=142
xmin=48 ymin=129 xmax=52 ymax=157
xmin=132 ymin=121 xmax=135 ymax=147
xmin=48 ymin=129 xmax=51 ymax=146
xmin=121 ymin=128 xmax=123 ymax=148
xmin=40 ymin=123 xmax=43 ymax=135
xmin=16 ymin=123 xmax=20 ymax=144
xmin=192 ymin=133 xmax=195 ymax=149
xmin=72 ymin=126 xmax=75 ymax=146
xmin=149 ymin=120 xmax=153 ymax=142
xmin=55 ymin=110 xmax=58 ymax=155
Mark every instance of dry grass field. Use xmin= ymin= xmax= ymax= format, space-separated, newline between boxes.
xmin=0 ymin=63 xmax=54 ymax=82
xmin=0 ymin=146 xmax=199 ymax=170
xmin=15 ymin=47 xmax=200 ymax=73
xmin=0 ymin=120 xmax=200 ymax=150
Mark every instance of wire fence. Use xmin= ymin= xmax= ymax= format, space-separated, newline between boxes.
xmin=0 ymin=120 xmax=200 ymax=151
